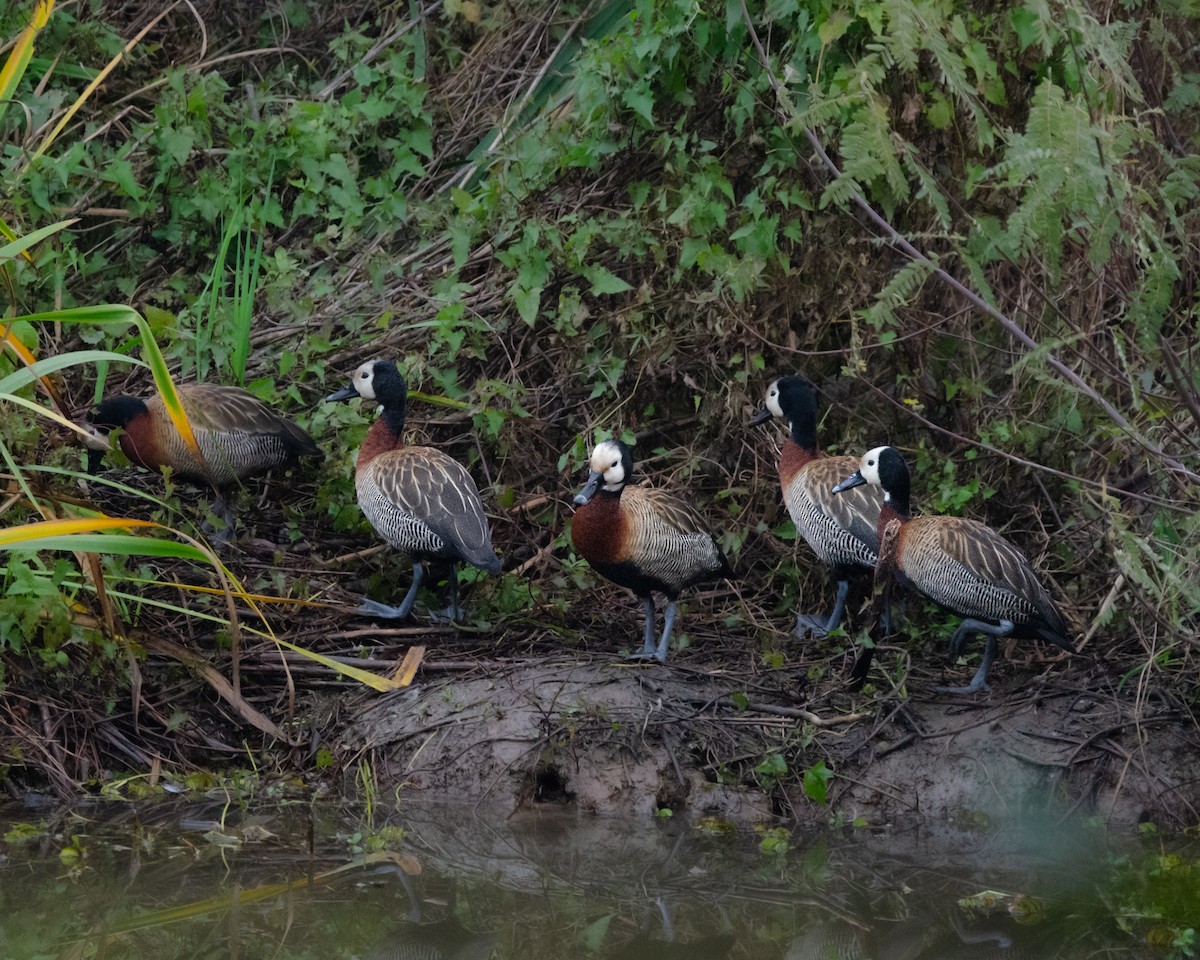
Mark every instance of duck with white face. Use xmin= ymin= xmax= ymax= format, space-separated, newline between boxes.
xmin=324 ymin=359 xmax=502 ymax=623
xmin=833 ymin=445 xmax=1073 ymax=693
xmin=571 ymin=438 xmax=733 ymax=663
xmin=749 ymin=375 xmax=885 ymax=638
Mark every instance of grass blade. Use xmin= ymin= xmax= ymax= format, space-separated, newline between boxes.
xmin=19 ymin=3 xmax=177 ymax=175
xmin=0 ymin=348 xmax=146 ymax=395
xmin=0 ymin=0 xmax=56 ymax=127
xmin=0 ymin=516 xmax=155 ymax=547
xmin=0 ymin=218 xmax=77 ymax=263
xmin=272 ymin=637 xmax=410 ymax=692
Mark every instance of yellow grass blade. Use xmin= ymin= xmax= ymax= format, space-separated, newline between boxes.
xmin=147 ymin=365 xmax=205 ymax=475
xmin=0 ymin=218 xmax=77 ymax=262
xmin=7 ymin=304 xmax=207 ymax=473
xmin=20 ymin=3 xmax=174 ymax=174
xmin=98 ymin=854 xmax=400 ymax=936
xmin=272 ymin=637 xmax=405 ymax=692
xmin=0 ymin=0 xmax=55 ymax=127
xmin=0 ymin=373 xmax=134 ymax=449
xmin=148 ymin=579 xmax=335 ymax=608
xmin=392 ymin=645 xmax=425 ymax=686
xmin=0 ymin=347 xmax=145 ymax=395
xmin=0 ymin=215 xmax=28 ymax=264
xmin=0 ymin=516 xmax=156 ymax=547
xmin=0 ymin=322 xmax=52 ymax=407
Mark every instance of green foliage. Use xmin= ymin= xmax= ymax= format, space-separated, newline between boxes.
xmin=754 ymin=752 xmax=788 ymax=788
xmin=757 ymin=825 xmax=791 ymax=856
xmin=1106 ymin=849 xmax=1200 ymax=959
xmin=0 ymin=554 xmax=76 ymax=672
xmin=802 ymin=759 xmax=833 ymax=805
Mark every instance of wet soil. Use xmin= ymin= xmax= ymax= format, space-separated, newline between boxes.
xmin=332 ymin=635 xmax=1200 ymax=831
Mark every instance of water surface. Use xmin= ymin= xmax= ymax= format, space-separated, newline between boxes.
xmin=0 ymin=798 xmax=1192 ymax=959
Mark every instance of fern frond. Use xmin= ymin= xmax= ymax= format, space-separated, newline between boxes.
xmin=882 ymin=0 xmax=922 ymax=71
xmin=863 ymin=257 xmax=935 ymax=331
xmin=902 ymin=148 xmax=952 ymax=230
xmin=790 ymin=88 xmax=858 ymax=131
xmin=836 ymin=98 xmax=909 ymax=206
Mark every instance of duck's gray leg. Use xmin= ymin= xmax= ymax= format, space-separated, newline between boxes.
xmin=358 ymin=561 xmax=425 ymax=619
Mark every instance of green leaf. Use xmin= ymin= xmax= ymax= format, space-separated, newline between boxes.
xmin=582 ymin=915 xmax=613 ymax=951
xmin=926 ymin=94 xmax=953 ymax=130
xmin=622 ymin=86 xmax=655 ymax=124
xmin=586 ymin=267 xmax=633 ymax=296
xmin=161 ymin=127 xmax=195 ymax=166
xmin=818 ymin=11 xmax=852 ymax=45
xmin=513 ymin=284 xmax=542 ymax=326
xmin=1009 ymin=7 xmax=1043 ymax=51
xmin=0 ymin=219 xmax=78 ymax=263
xmin=803 ymin=760 xmax=833 ymax=805
xmin=1 ymin=532 xmax=208 ymax=561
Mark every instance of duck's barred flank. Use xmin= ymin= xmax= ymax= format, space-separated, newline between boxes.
xmin=356 ymin=445 xmax=501 ymax=572
xmin=614 ymin=486 xmax=730 ymax=594
xmin=897 ymin=516 xmax=1066 ymax=637
xmin=782 ymin=455 xmax=880 ymax=572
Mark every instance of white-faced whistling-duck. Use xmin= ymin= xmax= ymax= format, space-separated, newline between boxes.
xmin=88 ymin=383 xmax=321 ymax=533
xmin=833 ymin=445 xmax=1073 ymax=693
xmin=571 ymin=438 xmax=733 ymax=663
xmin=324 ymin=359 xmax=502 ymax=622
xmin=749 ymin=376 xmax=884 ymax=636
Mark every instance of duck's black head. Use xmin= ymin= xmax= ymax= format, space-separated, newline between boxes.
xmin=833 ymin=445 xmax=911 ymax=512
xmin=749 ymin=376 xmax=818 ymax=448
xmin=85 ymin=396 xmax=148 ymax=475
xmin=89 ymin=395 xmax=148 ymax=430
xmin=324 ymin=359 xmax=407 ymax=407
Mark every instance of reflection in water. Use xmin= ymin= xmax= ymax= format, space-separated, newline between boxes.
xmin=366 ymin=920 xmax=496 ymax=960
xmin=604 ymin=897 xmax=733 ymax=959
xmin=784 ymin=893 xmax=1070 ymax=960
xmin=365 ymin=867 xmax=497 ymax=960
xmin=0 ymin=800 xmax=1190 ymax=959
xmin=786 ymin=922 xmax=869 ymax=960
xmin=785 ymin=918 xmax=933 ymax=960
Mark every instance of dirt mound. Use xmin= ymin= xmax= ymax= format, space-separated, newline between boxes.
xmin=341 ymin=653 xmax=1200 ymax=830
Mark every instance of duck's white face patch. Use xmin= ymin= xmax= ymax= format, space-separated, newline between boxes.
xmin=859 ymin=446 xmax=888 ymax=486
xmin=589 ymin=440 xmax=626 ymax=490
xmin=765 ymin=379 xmax=783 ymax=419
xmin=80 ymin=423 xmax=113 ymax=451
xmin=351 ymin=361 xmax=377 ymax=400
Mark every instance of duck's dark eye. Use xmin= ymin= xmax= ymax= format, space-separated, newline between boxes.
xmin=611 ymin=461 xmax=619 ymax=469
xmin=868 ymin=459 xmax=875 ymax=466
xmin=360 ymin=371 xmax=369 ymax=379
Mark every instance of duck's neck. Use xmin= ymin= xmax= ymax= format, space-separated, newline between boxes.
xmin=357 ymin=400 xmax=406 ymax=470
xmin=788 ymin=413 xmax=817 ymax=454
xmin=780 ymin=411 xmax=819 ymax=481
xmin=879 ymin=484 xmax=912 ymax=530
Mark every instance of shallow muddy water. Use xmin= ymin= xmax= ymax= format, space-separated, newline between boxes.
xmin=0 ymin=797 xmax=1192 ymax=959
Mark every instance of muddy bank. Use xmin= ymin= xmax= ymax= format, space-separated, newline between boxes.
xmin=336 ymin=650 xmax=1200 ymax=831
